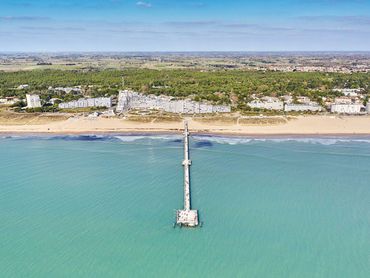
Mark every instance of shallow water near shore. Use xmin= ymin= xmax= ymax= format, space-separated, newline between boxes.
xmin=0 ymin=135 xmax=369 ymax=277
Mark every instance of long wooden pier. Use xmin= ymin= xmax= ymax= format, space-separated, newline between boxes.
xmin=176 ymin=121 xmax=199 ymax=227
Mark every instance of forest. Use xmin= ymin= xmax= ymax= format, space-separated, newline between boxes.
xmin=0 ymin=69 xmax=369 ymax=109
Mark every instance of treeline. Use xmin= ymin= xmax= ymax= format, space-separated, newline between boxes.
xmin=0 ymin=69 xmax=369 ymax=106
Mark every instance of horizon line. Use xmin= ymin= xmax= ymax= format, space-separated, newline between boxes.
xmin=1 ymin=50 xmax=370 ymax=54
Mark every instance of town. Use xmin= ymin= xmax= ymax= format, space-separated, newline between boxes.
xmin=1 ymin=52 xmax=369 ymax=73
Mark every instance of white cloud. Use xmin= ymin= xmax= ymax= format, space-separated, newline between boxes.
xmin=136 ymin=1 xmax=152 ymax=8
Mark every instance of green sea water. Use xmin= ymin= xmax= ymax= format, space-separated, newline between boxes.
xmin=0 ymin=135 xmax=369 ymax=277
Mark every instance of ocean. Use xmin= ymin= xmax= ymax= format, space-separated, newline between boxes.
xmin=0 ymin=134 xmax=369 ymax=277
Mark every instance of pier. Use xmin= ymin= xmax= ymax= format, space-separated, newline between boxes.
xmin=176 ymin=121 xmax=199 ymax=227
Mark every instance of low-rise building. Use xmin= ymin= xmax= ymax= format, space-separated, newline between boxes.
xmin=247 ymin=97 xmax=284 ymax=110
xmin=331 ymin=103 xmax=365 ymax=114
xmin=49 ymin=98 xmax=61 ymax=105
xmin=334 ymin=97 xmax=354 ymax=104
xmin=333 ymin=88 xmax=363 ymax=97
xmin=58 ymin=97 xmax=112 ymax=109
xmin=17 ymin=84 xmax=29 ymax=90
xmin=296 ymin=96 xmax=312 ymax=104
xmin=61 ymin=97 xmax=112 ymax=109
xmin=52 ymin=87 xmax=82 ymax=94
xmin=284 ymin=103 xmax=323 ymax=112
xmin=0 ymin=97 xmax=20 ymax=105
xmin=26 ymin=94 xmax=42 ymax=108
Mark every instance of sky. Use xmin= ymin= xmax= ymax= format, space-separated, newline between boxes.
xmin=0 ymin=0 xmax=369 ymax=52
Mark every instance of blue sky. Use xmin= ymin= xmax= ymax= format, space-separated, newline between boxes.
xmin=0 ymin=0 xmax=369 ymax=51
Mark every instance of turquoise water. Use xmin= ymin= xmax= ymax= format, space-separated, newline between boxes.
xmin=0 ymin=135 xmax=369 ymax=277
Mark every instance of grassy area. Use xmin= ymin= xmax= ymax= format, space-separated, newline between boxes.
xmin=0 ymin=110 xmax=70 ymax=125
xmin=238 ymin=117 xmax=288 ymax=125
xmin=193 ymin=116 xmax=239 ymax=125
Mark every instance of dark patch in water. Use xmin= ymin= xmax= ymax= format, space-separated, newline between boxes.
xmin=171 ymin=139 xmax=182 ymax=143
xmin=51 ymin=135 xmax=111 ymax=141
xmin=195 ymin=141 xmax=213 ymax=148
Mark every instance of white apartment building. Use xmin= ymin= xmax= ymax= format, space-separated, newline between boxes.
xmin=331 ymin=103 xmax=365 ymax=114
xmin=26 ymin=94 xmax=42 ymax=108
xmin=247 ymin=97 xmax=284 ymax=110
xmin=58 ymin=97 xmax=112 ymax=109
xmin=116 ymin=90 xmax=231 ymax=114
xmin=284 ymin=103 xmax=323 ymax=112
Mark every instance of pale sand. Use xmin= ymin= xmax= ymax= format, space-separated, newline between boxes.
xmin=1 ymin=115 xmax=370 ymax=136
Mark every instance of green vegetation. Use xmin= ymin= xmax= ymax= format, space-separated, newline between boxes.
xmin=0 ymin=69 xmax=369 ymax=111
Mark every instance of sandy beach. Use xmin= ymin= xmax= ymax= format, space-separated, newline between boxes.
xmin=1 ymin=115 xmax=370 ymax=136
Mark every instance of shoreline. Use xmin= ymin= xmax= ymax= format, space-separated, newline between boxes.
xmin=2 ymin=131 xmax=370 ymax=139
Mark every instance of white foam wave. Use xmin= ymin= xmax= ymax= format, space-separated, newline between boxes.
xmin=192 ymin=136 xmax=370 ymax=146
xmin=193 ymin=136 xmax=253 ymax=145
xmin=114 ymin=135 xmax=182 ymax=142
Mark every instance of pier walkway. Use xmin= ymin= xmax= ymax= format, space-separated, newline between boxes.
xmin=176 ymin=121 xmax=199 ymax=227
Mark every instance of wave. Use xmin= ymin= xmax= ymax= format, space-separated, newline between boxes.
xmin=114 ymin=135 xmax=182 ymax=142
xmin=192 ymin=135 xmax=370 ymax=146
xmin=0 ymin=135 xmax=21 ymax=139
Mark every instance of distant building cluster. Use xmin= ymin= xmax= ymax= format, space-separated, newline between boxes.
xmin=26 ymin=94 xmax=42 ymax=108
xmin=117 ymin=90 xmax=231 ymax=114
xmin=247 ymin=89 xmax=370 ymax=115
xmin=58 ymin=97 xmax=112 ymax=109
xmin=329 ymin=88 xmax=367 ymax=114
xmin=264 ymin=65 xmax=369 ymax=74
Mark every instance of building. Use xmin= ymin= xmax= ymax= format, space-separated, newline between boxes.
xmin=17 ymin=84 xmax=29 ymax=90
xmin=52 ymin=87 xmax=82 ymax=94
xmin=333 ymin=97 xmax=354 ymax=104
xmin=296 ymin=96 xmax=312 ymax=104
xmin=58 ymin=97 xmax=112 ymax=109
xmin=331 ymin=103 xmax=365 ymax=114
xmin=333 ymin=88 xmax=363 ymax=97
xmin=0 ymin=97 xmax=20 ymax=105
xmin=116 ymin=90 xmax=231 ymax=114
xmin=247 ymin=97 xmax=284 ymax=110
xmin=49 ymin=98 xmax=61 ymax=105
xmin=26 ymin=94 xmax=42 ymax=108
xmin=284 ymin=103 xmax=323 ymax=112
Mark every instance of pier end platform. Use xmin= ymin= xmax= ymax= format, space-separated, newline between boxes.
xmin=176 ymin=209 xmax=199 ymax=227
